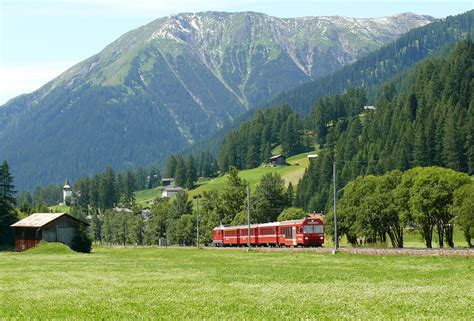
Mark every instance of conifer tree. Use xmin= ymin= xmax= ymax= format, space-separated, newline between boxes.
xmin=442 ymin=106 xmax=463 ymax=171
xmin=0 ymin=160 xmax=17 ymax=246
xmin=221 ymin=167 xmax=247 ymax=224
xmin=99 ymin=166 xmax=118 ymax=210
xmin=164 ymin=155 xmax=177 ymax=178
xmin=186 ymin=155 xmax=197 ymax=189
xmin=287 ymin=182 xmax=295 ymax=207
xmin=174 ymin=155 xmax=187 ymax=188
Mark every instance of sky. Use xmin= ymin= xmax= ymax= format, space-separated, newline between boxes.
xmin=0 ymin=0 xmax=472 ymax=105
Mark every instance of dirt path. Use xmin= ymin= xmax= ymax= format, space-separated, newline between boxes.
xmin=215 ymin=246 xmax=474 ymax=257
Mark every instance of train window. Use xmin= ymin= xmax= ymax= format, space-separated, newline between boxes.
xmin=314 ymin=225 xmax=323 ymax=234
xmin=303 ymin=225 xmax=324 ymax=234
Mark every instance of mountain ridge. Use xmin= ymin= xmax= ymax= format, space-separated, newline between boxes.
xmin=0 ymin=11 xmax=434 ymax=189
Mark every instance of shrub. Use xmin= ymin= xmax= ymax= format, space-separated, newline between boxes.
xmin=71 ymin=224 xmax=92 ymax=253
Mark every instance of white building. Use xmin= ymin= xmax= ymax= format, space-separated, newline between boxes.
xmin=63 ymin=179 xmax=72 ymax=203
xmin=162 ymin=186 xmax=183 ymax=199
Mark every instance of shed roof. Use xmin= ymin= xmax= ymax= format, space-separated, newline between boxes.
xmin=163 ymin=186 xmax=183 ymax=192
xmin=11 ymin=213 xmax=88 ymax=228
xmin=269 ymin=154 xmax=285 ymax=160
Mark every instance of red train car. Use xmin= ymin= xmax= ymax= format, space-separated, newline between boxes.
xmin=212 ymin=217 xmax=324 ymax=247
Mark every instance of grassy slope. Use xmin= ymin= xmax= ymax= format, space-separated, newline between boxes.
xmin=49 ymin=204 xmax=70 ymax=213
xmin=135 ymin=151 xmax=315 ymax=206
xmin=0 ymin=247 xmax=472 ymax=319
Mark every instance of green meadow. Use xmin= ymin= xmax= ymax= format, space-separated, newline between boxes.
xmin=0 ymin=245 xmax=472 ymax=319
xmin=134 ymin=151 xmax=314 ymax=206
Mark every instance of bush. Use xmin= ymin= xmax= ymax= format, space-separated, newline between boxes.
xmin=71 ymin=224 xmax=92 ymax=253
xmin=278 ymin=207 xmax=306 ymax=221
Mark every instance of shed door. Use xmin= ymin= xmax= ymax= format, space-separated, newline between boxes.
xmin=57 ymin=227 xmax=76 ymax=246
xmin=43 ymin=228 xmax=56 ymax=242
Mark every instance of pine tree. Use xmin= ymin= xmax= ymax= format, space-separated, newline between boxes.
xmin=442 ymin=106 xmax=463 ymax=171
xmin=89 ymin=211 xmax=102 ymax=243
xmin=221 ymin=167 xmax=247 ymax=224
xmin=186 ymin=155 xmax=197 ymax=189
xmin=0 ymin=160 xmax=17 ymax=246
xmin=174 ymin=155 xmax=187 ymax=188
xmin=164 ymin=155 xmax=177 ymax=178
xmin=287 ymin=182 xmax=294 ymax=207
xmin=99 ymin=166 xmax=118 ymax=210
xmin=122 ymin=171 xmax=136 ymax=207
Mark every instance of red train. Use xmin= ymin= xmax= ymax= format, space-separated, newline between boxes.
xmin=212 ymin=217 xmax=324 ymax=247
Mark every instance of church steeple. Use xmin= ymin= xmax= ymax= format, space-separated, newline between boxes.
xmin=63 ymin=178 xmax=72 ymax=204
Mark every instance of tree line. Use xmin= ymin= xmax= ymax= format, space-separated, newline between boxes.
xmin=15 ymin=164 xmax=163 ymax=215
xmin=218 ymin=105 xmax=311 ymax=171
xmin=87 ymin=167 xmax=299 ymax=246
xmin=163 ymin=150 xmax=219 ymax=189
xmin=326 ymin=167 xmax=473 ymax=248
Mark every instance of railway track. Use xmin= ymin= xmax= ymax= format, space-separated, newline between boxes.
xmin=206 ymin=246 xmax=474 ymax=257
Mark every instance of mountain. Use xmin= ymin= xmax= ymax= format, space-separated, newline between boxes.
xmin=265 ymin=10 xmax=474 ymax=115
xmin=0 ymin=11 xmax=434 ymax=189
xmin=182 ymin=10 xmax=473 ymax=158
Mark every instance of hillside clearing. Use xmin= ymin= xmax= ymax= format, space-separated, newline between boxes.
xmin=134 ymin=151 xmax=315 ymax=206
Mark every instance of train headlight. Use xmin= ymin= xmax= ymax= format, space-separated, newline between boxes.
xmin=305 ymin=237 xmax=308 ymax=240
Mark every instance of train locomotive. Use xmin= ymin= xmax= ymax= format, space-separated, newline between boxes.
xmin=212 ymin=217 xmax=324 ymax=247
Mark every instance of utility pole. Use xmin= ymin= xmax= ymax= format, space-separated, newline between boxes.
xmin=333 ymin=161 xmax=338 ymax=253
xmin=247 ymin=184 xmax=251 ymax=249
xmin=193 ymin=194 xmax=202 ymax=248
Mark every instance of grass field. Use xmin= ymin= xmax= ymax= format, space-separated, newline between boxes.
xmin=49 ymin=204 xmax=70 ymax=213
xmin=134 ymin=151 xmax=315 ymax=206
xmin=1 ymin=245 xmax=472 ymax=319
xmin=328 ymin=228 xmax=470 ymax=248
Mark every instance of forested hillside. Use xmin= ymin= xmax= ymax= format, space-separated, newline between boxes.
xmin=0 ymin=12 xmax=430 ymax=190
xmin=265 ymin=10 xmax=473 ymax=115
xmin=183 ymin=10 xmax=473 ymax=158
xmin=218 ymin=105 xmax=309 ymax=171
xmin=296 ymin=40 xmax=473 ymax=212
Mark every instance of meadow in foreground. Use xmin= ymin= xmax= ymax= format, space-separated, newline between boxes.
xmin=0 ymin=245 xmax=472 ymax=319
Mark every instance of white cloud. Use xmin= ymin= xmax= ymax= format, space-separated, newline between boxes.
xmin=0 ymin=63 xmax=74 ymax=105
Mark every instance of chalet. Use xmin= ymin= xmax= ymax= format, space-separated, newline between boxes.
xmin=10 ymin=213 xmax=89 ymax=252
xmin=269 ymin=154 xmax=286 ymax=166
xmin=161 ymin=178 xmax=175 ymax=187
xmin=307 ymin=154 xmax=318 ymax=160
xmin=162 ymin=186 xmax=183 ymax=199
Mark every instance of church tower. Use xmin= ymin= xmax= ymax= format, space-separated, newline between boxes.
xmin=63 ymin=179 xmax=72 ymax=204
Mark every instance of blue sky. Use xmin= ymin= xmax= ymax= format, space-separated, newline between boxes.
xmin=0 ymin=0 xmax=472 ymax=105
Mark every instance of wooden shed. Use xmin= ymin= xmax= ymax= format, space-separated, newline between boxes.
xmin=269 ymin=154 xmax=286 ymax=166
xmin=10 ymin=213 xmax=89 ymax=252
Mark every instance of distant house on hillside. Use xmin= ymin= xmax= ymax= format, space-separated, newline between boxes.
xmin=10 ymin=213 xmax=89 ymax=252
xmin=162 ymin=186 xmax=183 ymax=199
xmin=307 ymin=154 xmax=318 ymax=161
xmin=161 ymin=178 xmax=175 ymax=187
xmin=269 ymin=154 xmax=286 ymax=166
xmin=113 ymin=207 xmax=133 ymax=213
xmin=364 ymin=105 xmax=376 ymax=110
